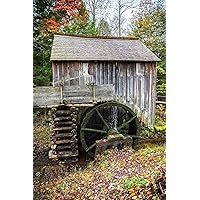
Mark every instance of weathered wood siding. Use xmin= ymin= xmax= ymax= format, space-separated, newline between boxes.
xmin=52 ymin=62 xmax=93 ymax=86
xmin=34 ymin=85 xmax=115 ymax=107
xmin=52 ymin=61 xmax=157 ymax=127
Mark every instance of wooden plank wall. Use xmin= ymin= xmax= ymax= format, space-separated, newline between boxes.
xmin=89 ymin=61 xmax=156 ymax=127
xmin=53 ymin=62 xmax=93 ymax=86
xmin=52 ymin=61 xmax=157 ymax=127
xmin=33 ymin=85 xmax=115 ymax=107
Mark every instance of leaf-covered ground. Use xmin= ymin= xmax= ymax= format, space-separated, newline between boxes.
xmin=33 ymin=113 xmax=166 ymax=200
xmin=34 ymin=146 xmax=165 ymax=200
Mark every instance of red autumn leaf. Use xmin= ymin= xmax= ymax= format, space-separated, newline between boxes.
xmin=53 ymin=0 xmax=82 ymax=17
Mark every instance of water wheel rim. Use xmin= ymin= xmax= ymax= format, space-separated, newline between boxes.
xmin=80 ymin=101 xmax=140 ymax=157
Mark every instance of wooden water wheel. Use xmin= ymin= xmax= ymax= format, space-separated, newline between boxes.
xmin=80 ymin=101 xmax=140 ymax=157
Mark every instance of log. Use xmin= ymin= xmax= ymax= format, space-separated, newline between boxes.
xmin=72 ymin=118 xmax=77 ymax=123
xmin=71 ymin=136 xmax=78 ymax=143
xmin=58 ymin=150 xmax=78 ymax=156
xmin=70 ymin=113 xmax=77 ymax=118
xmin=55 ymin=139 xmax=74 ymax=145
xmin=71 ymin=147 xmax=78 ymax=154
xmin=57 ymin=152 xmax=79 ymax=158
xmin=71 ymin=129 xmax=77 ymax=133
xmin=51 ymin=144 xmax=57 ymax=150
xmin=48 ymin=108 xmax=57 ymax=116
xmin=56 ymin=144 xmax=78 ymax=150
xmin=54 ymin=116 xmax=71 ymax=122
xmin=51 ymin=113 xmax=71 ymax=119
xmin=49 ymin=150 xmax=57 ymax=159
xmin=54 ymin=121 xmax=73 ymax=126
xmin=51 ymin=108 xmax=57 ymax=112
xmin=70 ymin=107 xmax=79 ymax=112
xmin=71 ymin=124 xmax=77 ymax=129
xmin=55 ymin=110 xmax=71 ymax=115
xmin=53 ymin=133 xmax=76 ymax=138
xmin=49 ymin=124 xmax=55 ymax=129
xmin=48 ymin=117 xmax=54 ymax=122
xmin=53 ymin=127 xmax=73 ymax=131
xmin=70 ymin=106 xmax=76 ymax=112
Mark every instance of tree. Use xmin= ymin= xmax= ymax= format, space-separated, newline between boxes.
xmin=111 ymin=0 xmax=137 ymax=36
xmin=61 ymin=2 xmax=98 ymax=35
xmin=129 ymin=0 xmax=166 ymax=96
xmin=33 ymin=0 xmax=55 ymax=86
xmin=97 ymin=19 xmax=111 ymax=36
xmin=33 ymin=0 xmax=90 ymax=86
xmin=42 ymin=0 xmax=87 ymax=34
xmin=83 ymin=0 xmax=111 ymax=27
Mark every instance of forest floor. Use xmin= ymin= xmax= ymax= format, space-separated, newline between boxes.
xmin=33 ymin=114 xmax=166 ymax=200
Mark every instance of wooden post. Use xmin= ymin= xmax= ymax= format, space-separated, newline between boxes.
xmin=59 ymin=77 xmax=64 ymax=104
xmin=91 ymin=83 xmax=97 ymax=103
xmin=86 ymin=82 xmax=97 ymax=103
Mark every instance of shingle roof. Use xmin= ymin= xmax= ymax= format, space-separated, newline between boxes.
xmin=50 ymin=34 xmax=161 ymax=62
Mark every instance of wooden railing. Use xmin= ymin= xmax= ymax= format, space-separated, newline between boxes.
xmin=156 ymin=96 xmax=166 ymax=105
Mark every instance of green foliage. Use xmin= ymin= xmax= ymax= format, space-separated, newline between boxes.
xmin=140 ymin=103 xmax=166 ymax=139
xmin=35 ymin=171 xmax=41 ymax=177
xmin=156 ymin=60 xmax=166 ymax=96
xmin=57 ymin=181 xmax=67 ymax=190
xmin=123 ymin=176 xmax=147 ymax=189
xmin=157 ymin=82 xmax=166 ymax=96
xmin=97 ymin=19 xmax=111 ymax=36
xmin=140 ymin=126 xmax=154 ymax=139
xmin=100 ymin=160 xmax=109 ymax=169
xmin=33 ymin=61 xmax=52 ymax=86
xmin=33 ymin=0 xmax=55 ymax=86
xmin=106 ymin=172 xmax=113 ymax=180
xmin=130 ymin=0 xmax=166 ymax=96
xmin=33 ymin=110 xmax=40 ymax=122
xmin=131 ymin=7 xmax=166 ymax=58
xmin=63 ymin=20 xmax=97 ymax=36
xmin=154 ymin=104 xmax=166 ymax=134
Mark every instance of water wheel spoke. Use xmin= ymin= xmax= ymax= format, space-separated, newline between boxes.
xmin=105 ymin=119 xmax=112 ymax=127
xmin=118 ymin=115 xmax=136 ymax=130
xmin=119 ymin=112 xmax=127 ymax=120
xmin=86 ymin=143 xmax=96 ymax=152
xmin=95 ymin=108 xmax=109 ymax=130
xmin=81 ymin=128 xmax=107 ymax=134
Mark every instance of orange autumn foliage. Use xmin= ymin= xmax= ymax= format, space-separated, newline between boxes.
xmin=45 ymin=18 xmax=61 ymax=33
xmin=41 ymin=0 xmax=87 ymax=34
xmin=53 ymin=0 xmax=82 ymax=16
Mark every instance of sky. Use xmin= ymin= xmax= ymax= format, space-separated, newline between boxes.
xmin=84 ymin=0 xmax=140 ymax=36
